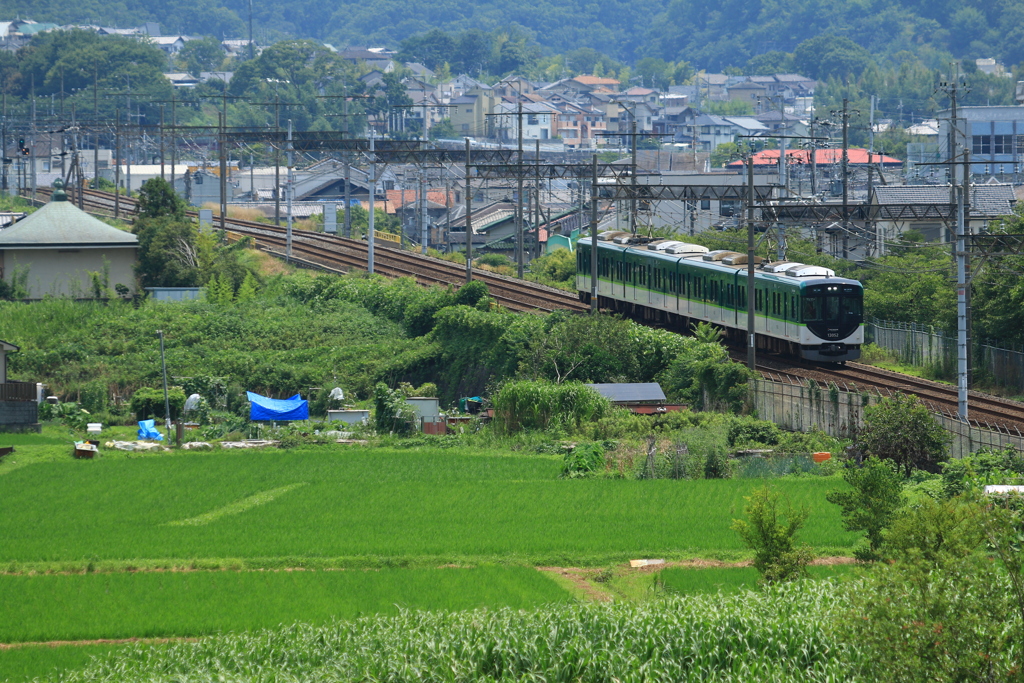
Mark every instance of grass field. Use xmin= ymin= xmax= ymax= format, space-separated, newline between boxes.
xmin=659 ymin=564 xmax=861 ymax=595
xmin=0 ymin=566 xmax=569 ymax=643
xmin=52 ymin=584 xmax=855 ymax=683
xmin=0 ymin=448 xmax=857 ymax=568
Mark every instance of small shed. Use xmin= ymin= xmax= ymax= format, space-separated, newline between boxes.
xmin=585 ymin=382 xmax=684 ymax=414
xmin=0 ymin=179 xmax=138 ymax=298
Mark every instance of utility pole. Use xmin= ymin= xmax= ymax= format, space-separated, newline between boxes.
xmin=343 ymin=95 xmax=351 ymax=238
xmin=630 ymin=116 xmax=638 ymax=234
xmin=159 ymin=105 xmax=165 ymax=180
xmin=420 ymin=169 xmax=428 ymax=254
xmin=114 ymin=108 xmax=121 ymax=219
xmin=746 ymin=155 xmax=756 ymax=371
xmin=939 ymin=65 xmax=969 ymax=419
xmin=590 ymin=153 xmax=598 ymax=313
xmin=809 ymin=118 xmax=818 ymax=197
xmin=534 ymin=138 xmax=541 ymax=260
xmin=464 ymin=137 xmax=472 ymax=283
xmin=219 ymin=112 xmax=227 ymax=232
xmin=275 ymin=95 xmax=281 ymax=226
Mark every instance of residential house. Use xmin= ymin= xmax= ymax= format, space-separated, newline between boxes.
xmin=444 ymin=201 xmax=516 ymax=253
xmin=653 ymin=105 xmax=697 ymax=144
xmin=871 ymin=184 xmax=1016 ymax=244
xmin=727 ymin=79 xmax=768 ymax=110
xmin=619 ymin=86 xmax=660 ymax=108
xmin=147 ymin=35 xmax=193 ymax=55
xmin=694 ymin=114 xmax=737 ymax=151
xmin=493 ymin=101 xmax=559 ymax=142
xmin=493 ymin=75 xmax=536 ymax=99
xmin=755 ymin=110 xmax=808 ymax=138
xmin=449 ymin=88 xmax=497 ymax=138
xmin=551 ymin=101 xmax=606 ymax=148
xmin=404 ymin=62 xmax=435 ymax=80
xmin=337 ymin=48 xmax=395 ymax=71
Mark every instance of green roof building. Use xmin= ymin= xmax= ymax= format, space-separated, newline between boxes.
xmin=0 ymin=180 xmax=137 ymax=298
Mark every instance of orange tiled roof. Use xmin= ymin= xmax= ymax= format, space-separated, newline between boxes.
xmin=383 ymin=189 xmax=453 ymax=213
xmin=573 ymin=75 xmax=620 ymax=86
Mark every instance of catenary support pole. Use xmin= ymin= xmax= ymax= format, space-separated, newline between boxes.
xmin=590 ymin=153 xmax=598 ymax=313
xmin=465 ymin=137 xmax=472 ymax=283
xmin=747 ymin=156 xmax=756 ymax=371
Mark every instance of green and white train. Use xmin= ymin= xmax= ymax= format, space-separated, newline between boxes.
xmin=575 ymin=233 xmax=864 ymax=362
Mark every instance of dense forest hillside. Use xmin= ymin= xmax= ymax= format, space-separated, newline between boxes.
xmin=6 ymin=0 xmax=1024 ymax=70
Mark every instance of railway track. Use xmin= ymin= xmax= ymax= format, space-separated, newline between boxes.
xmin=32 ymin=186 xmax=1024 ymax=429
xmin=31 ymin=187 xmax=588 ymax=315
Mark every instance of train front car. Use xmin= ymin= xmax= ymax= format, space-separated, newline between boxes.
xmin=798 ymin=279 xmax=863 ymax=362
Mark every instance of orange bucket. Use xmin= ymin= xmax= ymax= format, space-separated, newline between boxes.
xmin=812 ymin=452 xmax=832 ymax=463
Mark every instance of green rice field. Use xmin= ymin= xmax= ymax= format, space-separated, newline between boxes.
xmin=0 ymin=566 xmax=569 ymax=643
xmin=0 ymin=448 xmax=857 ymax=568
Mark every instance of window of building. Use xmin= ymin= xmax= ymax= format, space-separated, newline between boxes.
xmin=700 ymin=199 xmax=711 ymax=211
xmin=720 ymin=200 xmax=739 ymax=217
xmin=973 ymin=135 xmax=991 ymax=155
xmin=528 ymin=115 xmax=538 ymax=125
xmin=994 ymin=135 xmax=1013 ymax=154
xmin=465 ymin=108 xmax=473 ymax=113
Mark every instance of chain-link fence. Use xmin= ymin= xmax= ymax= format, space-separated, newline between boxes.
xmin=866 ymin=317 xmax=1024 ymax=394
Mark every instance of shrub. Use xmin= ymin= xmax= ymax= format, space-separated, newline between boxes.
xmin=826 ymin=457 xmax=905 ymax=560
xmin=560 ymin=442 xmax=606 ymax=478
xmin=373 ymin=382 xmax=417 ymax=435
xmin=731 ymin=486 xmax=813 ymax=583
xmin=492 ymin=380 xmax=609 ymax=434
xmin=859 ymin=392 xmax=949 ymax=476
xmin=727 ymin=418 xmax=781 ymax=447
xmin=130 ymin=386 xmax=187 ymax=421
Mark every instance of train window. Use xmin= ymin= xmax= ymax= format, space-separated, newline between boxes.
xmin=756 ymin=289 xmax=762 ymax=311
xmin=803 ymin=297 xmax=821 ymax=322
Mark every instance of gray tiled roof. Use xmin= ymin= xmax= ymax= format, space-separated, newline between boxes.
xmin=873 ymin=184 xmax=1015 ymax=217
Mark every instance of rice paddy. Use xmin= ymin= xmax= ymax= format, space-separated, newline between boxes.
xmin=0 ymin=448 xmax=856 ymax=569
xmin=0 ymin=566 xmax=570 ymax=644
xmin=0 ymin=444 xmax=859 ymax=682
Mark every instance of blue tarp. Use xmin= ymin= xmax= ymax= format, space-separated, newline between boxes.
xmin=138 ymin=419 xmax=164 ymax=441
xmin=247 ymin=392 xmax=309 ymax=421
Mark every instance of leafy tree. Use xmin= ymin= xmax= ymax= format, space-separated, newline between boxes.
xmin=429 ymin=118 xmax=457 ymax=140
xmin=793 ymin=35 xmax=873 ymax=82
xmin=133 ymin=218 xmax=200 ymax=288
xmin=373 ymin=382 xmax=417 ymax=434
xmin=745 ymin=51 xmax=793 ymax=75
xmin=859 ymin=393 xmax=949 ymax=476
xmin=137 ymin=178 xmax=186 ymax=220
xmin=710 ymin=142 xmax=745 ymax=168
xmin=731 ymin=486 xmax=813 ymax=583
xmin=826 ymin=457 xmax=905 ymax=559
xmin=842 ymin=496 xmax=1023 ymax=682
xmin=178 ymin=36 xmax=225 ymax=77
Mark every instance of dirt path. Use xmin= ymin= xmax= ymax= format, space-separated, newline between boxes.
xmin=536 ymin=567 xmax=614 ymax=602
xmin=0 ymin=636 xmax=199 ymax=651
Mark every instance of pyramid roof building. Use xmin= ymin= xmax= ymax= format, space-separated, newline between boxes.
xmin=0 ymin=182 xmax=137 ymax=249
